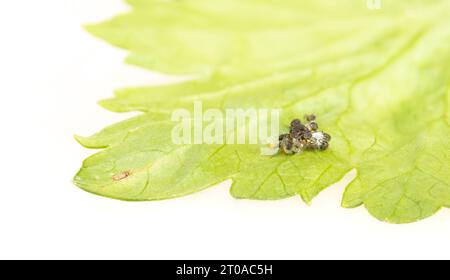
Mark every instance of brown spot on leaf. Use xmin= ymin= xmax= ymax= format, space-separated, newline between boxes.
xmin=112 ymin=171 xmax=131 ymax=182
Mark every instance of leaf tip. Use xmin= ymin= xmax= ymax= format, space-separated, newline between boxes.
xmin=299 ymin=192 xmax=313 ymax=206
xmin=74 ymin=134 xmax=109 ymax=149
xmin=74 ymin=134 xmax=88 ymax=147
xmin=83 ymin=23 xmax=102 ymax=37
xmin=97 ymin=98 xmax=114 ymax=110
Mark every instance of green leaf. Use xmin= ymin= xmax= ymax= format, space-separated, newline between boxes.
xmin=75 ymin=0 xmax=450 ymax=223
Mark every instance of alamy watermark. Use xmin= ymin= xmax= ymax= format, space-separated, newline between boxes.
xmin=171 ymin=101 xmax=280 ymax=151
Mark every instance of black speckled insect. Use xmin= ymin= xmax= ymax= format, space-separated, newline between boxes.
xmin=279 ymin=115 xmax=331 ymax=154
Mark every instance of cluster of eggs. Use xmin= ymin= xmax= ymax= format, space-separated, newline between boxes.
xmin=279 ymin=115 xmax=331 ymax=154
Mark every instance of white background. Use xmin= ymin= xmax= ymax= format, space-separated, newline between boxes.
xmin=0 ymin=0 xmax=449 ymax=260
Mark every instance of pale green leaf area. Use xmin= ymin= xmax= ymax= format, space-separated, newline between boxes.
xmin=75 ymin=0 xmax=450 ymax=223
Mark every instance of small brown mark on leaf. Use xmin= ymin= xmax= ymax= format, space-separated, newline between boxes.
xmin=112 ymin=171 xmax=132 ymax=182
